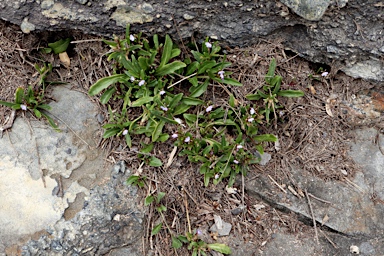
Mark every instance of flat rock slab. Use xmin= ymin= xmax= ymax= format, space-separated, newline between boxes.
xmin=246 ymin=127 xmax=384 ymax=252
xmin=0 ymin=85 xmax=108 ymax=253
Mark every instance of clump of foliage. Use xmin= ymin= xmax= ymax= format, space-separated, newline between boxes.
xmin=0 ymin=63 xmax=59 ymax=130
xmin=89 ymin=25 xmax=304 ymax=254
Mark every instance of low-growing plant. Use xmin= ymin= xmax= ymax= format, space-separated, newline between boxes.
xmin=0 ymin=63 xmax=59 ymax=130
xmin=89 ymin=26 xmax=304 ymax=255
xmin=246 ymin=58 xmax=304 ymax=124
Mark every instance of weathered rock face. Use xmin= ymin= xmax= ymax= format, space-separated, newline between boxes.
xmin=0 ymin=0 xmax=383 ymax=81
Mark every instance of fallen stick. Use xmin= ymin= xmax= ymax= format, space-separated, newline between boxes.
xmin=268 ymin=175 xmax=287 ymax=193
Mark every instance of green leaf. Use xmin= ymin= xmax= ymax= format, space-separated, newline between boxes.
xmin=131 ymin=96 xmax=154 ymax=107
xmin=155 ymin=61 xmax=186 ymax=76
xmin=160 ymin=35 xmax=173 ymax=67
xmin=33 ymin=108 xmax=42 ymax=118
xmin=153 ymin=34 xmax=159 ymax=49
xmin=151 ymin=223 xmax=163 ymax=235
xmin=229 ymin=94 xmax=236 ymax=108
xmin=145 ymin=195 xmax=155 ymax=206
xmin=157 ymin=133 xmax=169 ymax=142
xmin=189 ymin=80 xmax=209 ymax=98
xmin=88 ymin=74 xmax=126 ymax=96
xmin=38 ymin=104 xmax=51 ymax=111
xmin=15 ymin=87 xmax=24 ymax=104
xmin=100 ymin=87 xmax=116 ymax=104
xmin=213 ymin=77 xmax=242 ymax=86
xmin=157 ymin=204 xmax=167 ymax=213
xmin=182 ymin=97 xmax=204 ymax=106
xmin=271 ymin=76 xmax=282 ymax=93
xmin=246 ymin=94 xmax=262 ymax=101
xmin=41 ymin=112 xmax=60 ymax=131
xmin=0 ymin=100 xmax=18 ymax=108
xmin=186 ymin=61 xmax=199 ymax=76
xmin=173 ymin=103 xmax=190 ymax=116
xmin=169 ymin=93 xmax=183 ymax=109
xmin=125 ymin=133 xmax=132 ymax=148
xmin=103 ymin=128 xmax=121 ymax=138
xmin=156 ymin=191 xmax=166 ymax=203
xmin=170 ymin=48 xmax=181 ymax=59
xmin=152 ymin=120 xmax=165 ymax=142
xmin=207 ymin=244 xmax=232 ymax=254
xmin=253 ymin=134 xmax=277 ymax=142
xmin=48 ymin=38 xmax=71 ymax=54
xmin=149 ymin=156 xmax=163 ymax=167
xmin=172 ymin=237 xmax=183 ymax=249
xmin=141 ymin=143 xmax=154 ymax=153
xmin=197 ymin=60 xmax=216 ymax=74
xmin=126 ymin=175 xmax=139 ymax=185
xmin=265 ymin=58 xmax=277 ymax=84
xmin=277 ymin=90 xmax=305 ymax=97
xmin=138 ymin=56 xmax=149 ymax=71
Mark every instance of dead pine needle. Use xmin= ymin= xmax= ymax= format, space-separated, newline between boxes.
xmin=305 ymin=189 xmax=319 ymax=244
xmin=268 ymin=175 xmax=287 ymax=193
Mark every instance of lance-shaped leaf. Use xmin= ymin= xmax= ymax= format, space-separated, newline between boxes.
xmin=159 ymin=34 xmax=173 ymax=67
xmin=155 ymin=61 xmax=186 ymax=76
xmin=88 ymin=74 xmax=126 ymax=96
xmin=277 ymin=90 xmax=305 ymax=97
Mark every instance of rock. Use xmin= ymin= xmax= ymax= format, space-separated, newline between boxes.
xmin=245 ymin=127 xmax=384 ymax=253
xmin=210 ymin=215 xmax=232 ymax=236
xmin=0 ymin=85 xmax=143 ymax=254
xmin=280 ymin=0 xmax=331 ymax=21
xmin=0 ymin=0 xmax=382 ymax=81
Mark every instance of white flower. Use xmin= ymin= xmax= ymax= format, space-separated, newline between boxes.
xmin=236 ymin=145 xmax=243 ymax=150
xmin=171 ymin=133 xmax=178 ymax=139
xmin=160 ymin=90 xmax=166 ymax=95
xmin=250 ymin=108 xmax=255 ymax=115
xmin=233 ymin=160 xmax=239 ymax=164
xmin=218 ymin=70 xmax=225 ymax=80
xmin=247 ymin=117 xmax=254 ymax=122
xmin=215 ymin=174 xmax=220 ymax=179
xmin=20 ymin=104 xmax=27 ymax=111
xmin=129 ymin=34 xmax=135 ymax=41
xmin=138 ymin=80 xmax=145 ymax=86
xmin=205 ymin=42 xmax=212 ymax=48
xmin=174 ymin=118 xmax=186 ymax=127
xmin=130 ymin=76 xmax=135 ymax=82
xmin=321 ymin=71 xmax=329 ymax=77
xmin=160 ymin=106 xmax=168 ymax=111
xmin=206 ymin=105 xmax=213 ymax=113
xmin=184 ymin=136 xmax=191 ymax=143
xmin=122 ymin=129 xmax=128 ymax=135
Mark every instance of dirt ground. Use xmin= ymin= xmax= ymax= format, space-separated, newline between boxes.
xmin=0 ymin=20 xmax=379 ymax=255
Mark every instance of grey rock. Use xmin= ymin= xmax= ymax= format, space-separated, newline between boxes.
xmin=245 ymin=126 xmax=384 ymax=254
xmin=0 ymin=0 xmax=382 ymax=81
xmin=280 ymin=0 xmax=331 ymax=21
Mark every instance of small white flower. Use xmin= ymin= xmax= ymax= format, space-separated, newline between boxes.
xmin=321 ymin=71 xmax=329 ymax=77
xmin=122 ymin=129 xmax=128 ymax=135
xmin=184 ymin=136 xmax=191 ymax=143
xmin=215 ymin=174 xmax=220 ymax=179
xmin=236 ymin=145 xmax=243 ymax=150
xmin=206 ymin=105 xmax=213 ymax=113
xmin=171 ymin=133 xmax=178 ymax=139
xmin=250 ymin=108 xmax=255 ymax=115
xmin=233 ymin=160 xmax=239 ymax=164
xmin=248 ymin=117 xmax=254 ymax=122
xmin=205 ymin=42 xmax=212 ymax=48
xmin=160 ymin=90 xmax=166 ymax=95
xmin=20 ymin=104 xmax=27 ymax=111
xmin=129 ymin=34 xmax=135 ymax=42
xmin=174 ymin=118 xmax=183 ymax=125
xmin=218 ymin=70 xmax=225 ymax=80
xmin=138 ymin=80 xmax=145 ymax=86
xmin=160 ymin=106 xmax=168 ymax=111
xmin=130 ymin=76 xmax=135 ymax=82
